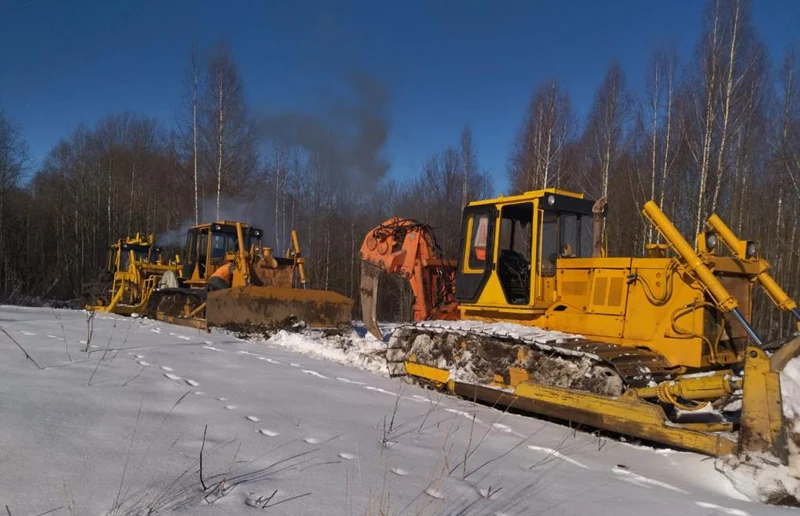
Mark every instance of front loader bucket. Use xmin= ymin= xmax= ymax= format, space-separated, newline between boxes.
xmin=206 ymin=286 xmax=354 ymax=331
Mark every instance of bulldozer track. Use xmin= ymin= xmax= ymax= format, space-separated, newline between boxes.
xmin=145 ymin=288 xmax=207 ymax=320
xmin=386 ymin=320 xmax=677 ymax=396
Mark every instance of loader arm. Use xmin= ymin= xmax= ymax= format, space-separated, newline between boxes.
xmin=359 ymin=218 xmax=458 ymax=340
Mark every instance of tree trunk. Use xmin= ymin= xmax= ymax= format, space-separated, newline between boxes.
xmin=216 ymin=71 xmax=224 ymax=220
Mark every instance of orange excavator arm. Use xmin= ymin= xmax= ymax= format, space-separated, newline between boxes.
xmin=359 ymin=217 xmax=458 ymax=340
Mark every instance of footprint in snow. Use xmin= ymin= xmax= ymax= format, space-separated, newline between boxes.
xmin=47 ymin=334 xmax=63 ymax=340
xmin=20 ymin=331 xmax=36 ymax=336
xmin=446 ymin=408 xmax=481 ymax=423
xmin=203 ymin=345 xmax=224 ymax=352
xmin=336 ymin=377 xmax=366 ymax=385
xmin=390 ymin=467 xmax=408 ymax=476
xmin=302 ymin=370 xmax=329 ymax=379
xmin=364 ymin=386 xmax=399 ymax=397
xmin=246 ymin=416 xmax=260 ymax=422
xmin=477 ymin=486 xmax=502 ymax=499
xmin=137 ymin=360 xmax=150 ymax=366
xmin=185 ymin=379 xmax=199 ymax=387
xmin=303 ymin=437 xmax=321 ymax=444
xmin=258 ymin=357 xmax=280 ymax=364
xmin=224 ymin=405 xmax=237 ymax=410
xmin=694 ymin=502 xmax=749 ymax=516
xmin=424 ymin=488 xmax=445 ymax=500
xmin=259 ymin=429 xmax=279 ymax=437
xmin=611 ymin=468 xmax=687 ymax=493
xmin=289 ymin=363 xmax=301 ymax=368
xmin=164 ymin=373 xmax=182 ymax=381
xmin=160 ymin=366 xmax=173 ymax=372
xmin=217 ymin=397 xmax=226 ymax=401
xmin=193 ymin=391 xmax=204 ymax=396
xmin=526 ymin=445 xmax=589 ymax=469
xmin=135 ymin=354 xmax=145 ymax=359
xmin=338 ymin=453 xmax=355 ymax=460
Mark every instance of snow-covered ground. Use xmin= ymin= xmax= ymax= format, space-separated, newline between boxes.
xmin=0 ymin=306 xmax=795 ymax=515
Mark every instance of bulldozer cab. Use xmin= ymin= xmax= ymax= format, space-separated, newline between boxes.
xmin=183 ymin=221 xmax=264 ymax=285
xmin=456 ymin=189 xmax=594 ymax=311
xmin=105 ymin=233 xmax=160 ymax=274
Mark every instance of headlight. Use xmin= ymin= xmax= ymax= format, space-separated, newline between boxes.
xmin=746 ymin=242 xmax=757 ymax=259
xmin=705 ymin=233 xmax=718 ymax=251
xmin=547 ymin=195 xmax=555 ymax=206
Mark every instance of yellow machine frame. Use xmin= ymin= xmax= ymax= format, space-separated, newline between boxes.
xmin=91 ymin=233 xmax=181 ymax=315
xmin=401 ymin=188 xmax=799 ymax=459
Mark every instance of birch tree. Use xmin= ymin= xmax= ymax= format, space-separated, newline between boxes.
xmin=0 ymin=111 xmax=28 ymax=291
xmin=508 ymin=80 xmax=575 ymax=193
xmin=643 ymin=49 xmax=679 ymax=244
xmin=191 ymin=48 xmax=200 ymax=225
xmin=460 ymin=125 xmax=476 ymax=218
xmin=201 ymin=42 xmax=257 ymax=220
xmin=689 ymin=0 xmax=722 ymax=239
xmin=584 ymin=63 xmax=631 ymax=201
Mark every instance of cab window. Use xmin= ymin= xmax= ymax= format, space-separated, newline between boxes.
xmin=580 ymin=215 xmax=593 ymax=257
xmin=539 ymin=212 xmax=558 ymax=277
xmin=539 ymin=211 xmax=593 ymax=277
xmin=560 ymin=214 xmax=578 ymax=258
xmin=497 ymin=203 xmax=533 ymax=304
xmin=185 ymin=230 xmax=196 ymax=264
xmin=198 ymin=232 xmax=209 ymax=264
xmin=210 ymin=232 xmax=238 ymax=261
xmin=468 ymin=214 xmax=490 ymax=270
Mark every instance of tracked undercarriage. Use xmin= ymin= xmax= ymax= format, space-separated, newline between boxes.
xmin=386 ymin=320 xmax=681 ymax=397
xmin=145 ymin=288 xmax=208 ymax=329
xmin=382 ymin=319 xmax=785 ymax=459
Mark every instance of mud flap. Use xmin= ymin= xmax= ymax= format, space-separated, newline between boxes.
xmin=360 ymin=262 xmax=382 ymax=340
xmin=206 ymin=286 xmax=354 ymax=331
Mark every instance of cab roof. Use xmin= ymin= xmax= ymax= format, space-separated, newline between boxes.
xmin=467 ymin=188 xmax=588 ymax=207
xmin=190 ymin=220 xmax=250 ymax=231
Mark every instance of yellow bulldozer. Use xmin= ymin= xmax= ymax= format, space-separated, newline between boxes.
xmin=83 ymin=232 xmax=181 ymax=316
xmin=360 ymin=188 xmax=800 ymax=466
xmin=87 ymin=221 xmax=353 ymax=332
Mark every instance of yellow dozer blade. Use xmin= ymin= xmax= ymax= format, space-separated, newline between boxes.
xmin=206 ymin=286 xmax=354 ymax=331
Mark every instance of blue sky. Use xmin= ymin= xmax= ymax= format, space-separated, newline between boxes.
xmin=1 ymin=0 xmax=798 ymax=194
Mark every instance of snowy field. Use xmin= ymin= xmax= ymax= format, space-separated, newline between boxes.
xmin=0 ymin=305 xmax=795 ymax=516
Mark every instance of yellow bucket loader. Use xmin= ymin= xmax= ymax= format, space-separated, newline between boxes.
xmin=84 ymin=233 xmax=181 ymax=315
xmin=144 ymin=220 xmax=353 ymax=332
xmin=362 ymin=188 xmax=800 ymax=465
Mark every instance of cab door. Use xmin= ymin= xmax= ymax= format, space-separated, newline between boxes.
xmin=455 ymin=205 xmax=496 ymax=302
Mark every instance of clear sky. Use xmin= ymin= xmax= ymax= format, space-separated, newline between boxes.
xmin=1 ymin=0 xmax=798 ymax=194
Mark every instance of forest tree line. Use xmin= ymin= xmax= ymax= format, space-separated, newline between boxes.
xmin=0 ymin=0 xmax=798 ymax=339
